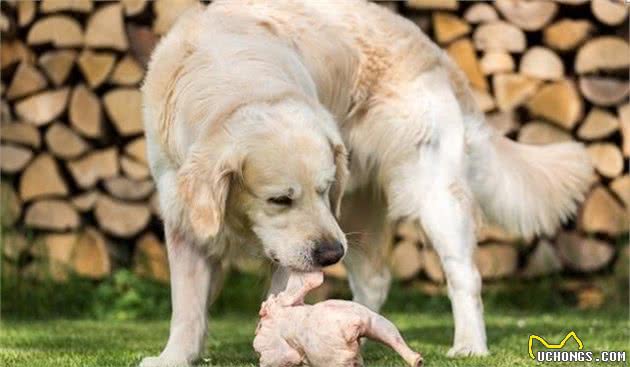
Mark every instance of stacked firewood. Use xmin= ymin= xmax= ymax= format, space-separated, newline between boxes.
xmin=389 ymin=0 xmax=629 ymax=282
xmin=0 ymin=0 xmax=627 ymax=284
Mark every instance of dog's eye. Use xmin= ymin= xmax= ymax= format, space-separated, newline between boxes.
xmin=268 ymin=196 xmax=293 ymax=206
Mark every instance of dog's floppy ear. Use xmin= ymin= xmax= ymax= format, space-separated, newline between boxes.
xmin=177 ymin=147 xmax=239 ymax=240
xmin=329 ymin=138 xmax=349 ymax=218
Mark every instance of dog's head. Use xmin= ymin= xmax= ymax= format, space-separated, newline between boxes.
xmin=177 ymin=99 xmax=348 ymax=270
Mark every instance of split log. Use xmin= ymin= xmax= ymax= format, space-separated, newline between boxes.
xmin=575 ymin=37 xmax=630 ymax=74
xmin=15 ymin=88 xmax=70 ymax=126
xmin=109 ymin=55 xmax=144 ymax=86
xmin=103 ymin=176 xmax=154 ymax=200
xmin=69 ymin=84 xmax=102 ymax=138
xmin=67 ymin=148 xmax=119 ymax=189
xmin=153 ymin=0 xmax=199 ymax=35
xmin=396 ymin=219 xmax=426 ymax=244
xmin=480 ymin=51 xmax=514 ymax=75
xmin=581 ymin=186 xmax=628 ymax=236
xmin=554 ymin=0 xmax=589 ymax=4
xmin=120 ymin=155 xmax=150 ymax=180
xmin=25 ymin=199 xmax=79 ymax=230
xmin=17 ymin=0 xmax=36 ymax=27
xmin=322 ymin=263 xmax=347 ymax=280
xmin=619 ymin=103 xmax=630 ymax=157
xmin=94 ymin=195 xmax=150 ymax=237
xmin=126 ymin=24 xmax=159 ymax=67
xmin=390 ymin=240 xmax=423 ymax=280
xmin=522 ymin=239 xmax=562 ymax=278
xmin=557 ymin=232 xmax=615 ymax=272
xmin=463 ymin=3 xmax=498 ymax=24
xmin=40 ymin=233 xmax=76 ymax=281
xmin=579 ymin=77 xmax=629 ymax=107
xmin=38 ymin=50 xmax=77 ymax=87
xmin=486 ymin=111 xmax=518 ymax=136
xmin=610 ymin=175 xmax=630 ymax=208
xmin=125 ymin=137 xmax=147 ymax=164
xmin=473 ymin=21 xmax=526 ymax=53
xmin=477 ymin=223 xmax=519 ymax=244
xmin=543 ymin=19 xmax=592 ymax=51
xmin=446 ymin=38 xmax=487 ymax=91
xmin=577 ymin=108 xmax=619 ymax=140
xmin=495 ymin=0 xmax=558 ymax=31
xmin=45 ymin=122 xmax=89 ymax=159
xmin=519 ymin=47 xmax=564 ymax=81
xmin=1 ymin=40 xmax=34 ymax=70
xmin=20 ymin=153 xmax=68 ymax=201
xmin=150 ymin=192 xmax=160 ymax=216
xmin=103 ymin=88 xmax=144 ymax=136
xmin=577 ymin=286 xmax=605 ymax=310
xmin=2 ymin=232 xmax=28 ymax=261
xmin=591 ymin=0 xmax=628 ymax=26
xmin=134 ymin=233 xmax=169 ymax=283
xmin=40 ymin=0 xmax=93 ymax=13
xmin=432 ymin=12 xmax=470 ymax=44
xmin=85 ymin=3 xmax=128 ymax=51
xmin=518 ymin=121 xmax=572 ymax=145
xmin=71 ymin=190 xmax=99 ymax=212
xmin=72 ymin=227 xmax=111 ymax=279
xmin=421 ymin=249 xmax=444 ymax=283
xmin=121 ymin=0 xmax=148 ymax=16
xmin=0 ymin=11 xmax=8 ymax=33
xmin=0 ymin=145 xmax=33 ymax=173
xmin=1 ymin=182 xmax=22 ymax=227
xmin=6 ymin=62 xmax=46 ymax=100
xmin=475 ymin=243 xmax=518 ymax=280
xmin=423 ymin=244 xmax=519 ymax=281
xmin=77 ymin=50 xmax=116 ymax=89
xmin=41 ymin=228 xmax=110 ymax=281
xmin=587 ymin=143 xmax=623 ymax=178
xmin=471 ymin=89 xmax=495 ymax=113
xmin=1 ymin=100 xmax=10 ymax=124
xmin=493 ymin=73 xmax=540 ymax=111
xmin=27 ymin=16 xmax=83 ymax=47
xmin=526 ymin=80 xmax=583 ymax=130
xmin=0 ymin=122 xmax=40 ymax=148
xmin=405 ymin=0 xmax=458 ymax=10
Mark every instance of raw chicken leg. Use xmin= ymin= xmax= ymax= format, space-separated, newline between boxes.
xmin=253 ymin=271 xmax=422 ymax=367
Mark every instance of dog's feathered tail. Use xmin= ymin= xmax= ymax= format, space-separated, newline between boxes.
xmin=467 ymin=131 xmax=593 ymax=240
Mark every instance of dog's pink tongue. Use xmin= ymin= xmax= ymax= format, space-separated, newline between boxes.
xmin=281 ymin=271 xmax=324 ymax=306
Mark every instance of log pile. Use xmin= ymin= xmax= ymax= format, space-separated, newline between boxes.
xmin=0 ymin=1 xmax=627 ymax=284
xmin=389 ymin=0 xmax=629 ymax=282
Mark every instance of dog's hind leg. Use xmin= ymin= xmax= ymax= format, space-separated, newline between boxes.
xmin=140 ymin=226 xmax=224 ymax=367
xmin=371 ymin=67 xmax=487 ymax=357
xmin=340 ymin=188 xmax=392 ymax=312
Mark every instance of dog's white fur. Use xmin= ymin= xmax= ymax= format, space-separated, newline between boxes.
xmin=140 ymin=1 xmax=593 ymax=366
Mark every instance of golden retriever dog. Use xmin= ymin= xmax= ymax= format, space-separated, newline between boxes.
xmin=140 ymin=1 xmax=592 ymax=366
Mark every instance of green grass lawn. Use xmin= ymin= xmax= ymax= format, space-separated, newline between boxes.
xmin=1 ymin=273 xmax=628 ymax=366
xmin=1 ymin=309 xmax=628 ymax=367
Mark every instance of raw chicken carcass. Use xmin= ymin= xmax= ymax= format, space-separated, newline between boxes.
xmin=253 ymin=271 xmax=422 ymax=367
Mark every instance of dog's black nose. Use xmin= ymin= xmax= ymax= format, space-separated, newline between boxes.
xmin=312 ymin=240 xmax=344 ymax=267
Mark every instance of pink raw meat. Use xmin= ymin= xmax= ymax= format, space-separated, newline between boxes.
xmin=253 ymin=271 xmax=422 ymax=367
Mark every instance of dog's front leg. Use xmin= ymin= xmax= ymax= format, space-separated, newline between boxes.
xmin=140 ymin=229 xmax=219 ymax=367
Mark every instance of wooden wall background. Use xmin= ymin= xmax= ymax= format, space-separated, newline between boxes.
xmin=0 ymin=0 xmax=628 ymax=288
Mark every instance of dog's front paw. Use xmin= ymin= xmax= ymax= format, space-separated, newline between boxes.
xmin=447 ymin=343 xmax=489 ymax=358
xmin=139 ymin=356 xmax=190 ymax=367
